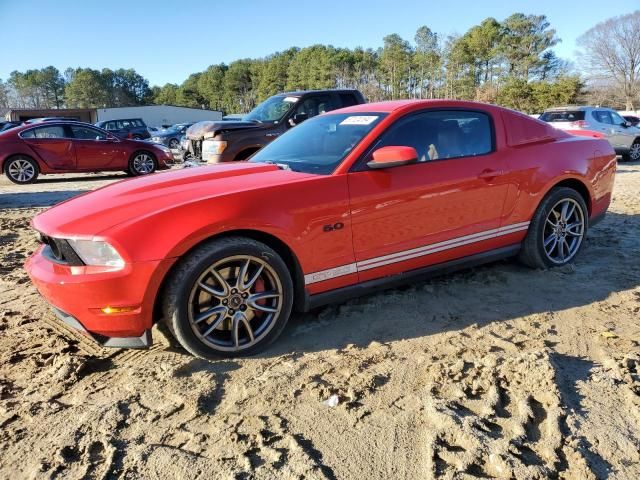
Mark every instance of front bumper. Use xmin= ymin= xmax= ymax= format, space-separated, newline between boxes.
xmin=52 ymin=306 xmax=152 ymax=348
xmin=25 ymin=245 xmax=172 ymax=346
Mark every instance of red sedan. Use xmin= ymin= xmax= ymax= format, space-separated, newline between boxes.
xmin=25 ymin=100 xmax=616 ymax=358
xmin=0 ymin=121 xmax=173 ymax=184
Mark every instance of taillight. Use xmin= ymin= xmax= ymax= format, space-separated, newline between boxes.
xmin=571 ymin=120 xmax=587 ymax=128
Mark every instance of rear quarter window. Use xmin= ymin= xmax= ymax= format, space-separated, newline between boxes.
xmin=539 ymin=111 xmax=585 ymax=122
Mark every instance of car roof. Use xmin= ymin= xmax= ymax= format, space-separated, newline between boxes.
xmin=326 ymin=99 xmax=501 ymax=115
xmin=11 ymin=120 xmax=104 ymax=133
xmin=274 ymin=89 xmax=361 ymax=98
xmin=542 ymin=106 xmax=621 ymax=112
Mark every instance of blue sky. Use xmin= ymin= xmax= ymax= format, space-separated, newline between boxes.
xmin=0 ymin=0 xmax=637 ymax=86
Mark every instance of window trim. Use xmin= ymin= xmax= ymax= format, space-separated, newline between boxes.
xmin=593 ymin=110 xmax=613 ymax=125
xmin=18 ymin=124 xmax=73 ymax=140
xmin=350 ymin=108 xmax=497 ymax=172
xmin=69 ymin=126 xmax=108 ymax=141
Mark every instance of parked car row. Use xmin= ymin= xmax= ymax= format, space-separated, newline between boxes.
xmin=2 ymin=93 xmax=639 ymax=185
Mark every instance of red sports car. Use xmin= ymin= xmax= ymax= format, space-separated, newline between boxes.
xmin=25 ymin=100 xmax=616 ymax=358
xmin=0 ymin=121 xmax=173 ymax=184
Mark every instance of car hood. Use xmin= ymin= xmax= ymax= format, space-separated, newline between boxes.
xmin=32 ymin=163 xmax=311 ymax=238
xmin=186 ymin=120 xmax=262 ymax=140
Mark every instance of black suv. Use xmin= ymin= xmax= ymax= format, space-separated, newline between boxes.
xmin=184 ymin=89 xmax=366 ymax=163
xmin=95 ymin=118 xmax=151 ymax=140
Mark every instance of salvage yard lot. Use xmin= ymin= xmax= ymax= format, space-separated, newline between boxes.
xmin=1 ymin=163 xmax=639 ymax=479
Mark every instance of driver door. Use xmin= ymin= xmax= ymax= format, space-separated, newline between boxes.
xmin=347 ymin=110 xmax=510 ymax=282
xmin=69 ymin=125 xmax=120 ymax=170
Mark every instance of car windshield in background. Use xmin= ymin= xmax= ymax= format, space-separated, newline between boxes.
xmin=250 ymin=113 xmax=387 ymax=174
xmin=539 ymin=111 xmax=585 ymax=122
xmin=244 ymin=96 xmax=299 ymax=123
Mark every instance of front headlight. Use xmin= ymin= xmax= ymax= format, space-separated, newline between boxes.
xmin=202 ymin=140 xmax=228 ymax=155
xmin=151 ymin=136 xmax=161 ymax=142
xmin=67 ymin=239 xmax=125 ymax=268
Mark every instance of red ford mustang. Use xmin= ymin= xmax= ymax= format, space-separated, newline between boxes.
xmin=0 ymin=121 xmax=173 ymax=184
xmin=25 ymin=100 xmax=616 ymax=358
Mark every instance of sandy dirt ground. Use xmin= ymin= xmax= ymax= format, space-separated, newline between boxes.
xmin=0 ymin=164 xmax=639 ymax=479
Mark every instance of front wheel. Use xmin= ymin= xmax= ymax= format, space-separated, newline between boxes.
xmin=168 ymin=138 xmax=180 ymax=149
xmin=128 ymin=152 xmax=157 ymax=176
xmin=162 ymin=237 xmax=294 ymax=359
xmin=519 ymin=187 xmax=588 ymax=269
xmin=4 ymin=156 xmax=39 ymax=184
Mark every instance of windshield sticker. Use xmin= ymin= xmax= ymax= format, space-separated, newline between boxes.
xmin=340 ymin=116 xmax=378 ymax=125
xmin=284 ymin=96 xmax=299 ymax=103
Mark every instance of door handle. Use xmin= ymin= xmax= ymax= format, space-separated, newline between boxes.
xmin=478 ymin=169 xmax=501 ymax=180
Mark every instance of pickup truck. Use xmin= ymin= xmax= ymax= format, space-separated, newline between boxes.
xmin=183 ymin=89 xmax=366 ymax=163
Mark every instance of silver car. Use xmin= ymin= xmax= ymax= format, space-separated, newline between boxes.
xmin=540 ymin=106 xmax=640 ymax=161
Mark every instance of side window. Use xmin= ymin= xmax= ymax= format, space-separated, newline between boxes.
xmin=295 ymin=96 xmax=332 ymax=119
xmin=21 ymin=129 xmax=35 ymax=139
xmin=339 ymin=93 xmax=359 ymax=108
xmin=610 ymin=112 xmax=627 ymax=126
xmin=593 ymin=111 xmax=612 ymax=124
xmin=133 ymin=119 xmax=145 ymax=127
xmin=368 ymin=110 xmax=493 ymax=163
xmin=70 ymin=126 xmax=107 ymax=140
xmin=32 ymin=125 xmax=67 ymax=139
xmin=104 ymin=121 xmax=116 ymax=130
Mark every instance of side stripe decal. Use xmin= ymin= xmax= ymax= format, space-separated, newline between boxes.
xmin=304 ymin=221 xmax=530 ymax=285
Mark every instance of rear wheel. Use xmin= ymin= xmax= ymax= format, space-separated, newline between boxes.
xmin=4 ymin=156 xmax=39 ymax=184
xmin=128 ymin=152 xmax=157 ymax=176
xmin=162 ymin=237 xmax=294 ymax=359
xmin=168 ymin=138 xmax=180 ymax=149
xmin=625 ymin=140 xmax=640 ymax=162
xmin=519 ymin=187 xmax=588 ymax=269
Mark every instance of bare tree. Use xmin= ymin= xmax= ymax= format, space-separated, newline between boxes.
xmin=578 ymin=11 xmax=640 ymax=110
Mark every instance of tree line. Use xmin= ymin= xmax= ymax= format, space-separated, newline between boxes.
xmin=1 ymin=11 xmax=638 ymax=114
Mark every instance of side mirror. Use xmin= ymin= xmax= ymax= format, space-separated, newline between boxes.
xmin=623 ymin=121 xmax=631 ymax=128
xmin=367 ymin=146 xmax=418 ymax=170
xmin=289 ymin=112 xmax=308 ymax=126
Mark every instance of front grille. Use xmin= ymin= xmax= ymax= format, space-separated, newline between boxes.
xmin=39 ymin=234 xmax=84 ymax=266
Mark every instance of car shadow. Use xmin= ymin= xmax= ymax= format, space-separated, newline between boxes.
xmin=34 ymin=173 xmax=127 ymax=184
xmin=256 ymin=210 xmax=639 ymax=357
xmin=146 ymin=210 xmax=640 ymax=365
xmin=0 ymin=190 xmax=89 ymax=208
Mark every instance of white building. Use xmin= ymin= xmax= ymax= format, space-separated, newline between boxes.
xmin=97 ymin=105 xmax=222 ymax=128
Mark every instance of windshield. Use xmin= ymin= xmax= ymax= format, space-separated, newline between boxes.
xmin=250 ymin=113 xmax=386 ymax=174
xmin=244 ymin=96 xmax=299 ymax=123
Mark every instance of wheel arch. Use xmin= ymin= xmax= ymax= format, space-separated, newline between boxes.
xmin=129 ymin=149 xmax=158 ymax=163
xmin=2 ymin=152 xmax=40 ymax=172
xmin=234 ymin=146 xmax=262 ymax=161
xmin=152 ymin=228 xmax=307 ymax=326
xmin=547 ymin=177 xmax=592 ymax=215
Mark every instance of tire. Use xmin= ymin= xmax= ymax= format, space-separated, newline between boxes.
xmin=624 ymin=140 xmax=640 ymax=162
xmin=128 ymin=151 xmax=157 ymax=176
xmin=162 ymin=237 xmax=294 ymax=359
xmin=4 ymin=156 xmax=39 ymax=184
xmin=132 ymin=134 xmax=142 ymax=140
xmin=168 ymin=138 xmax=180 ymax=149
xmin=519 ymin=187 xmax=588 ymax=269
